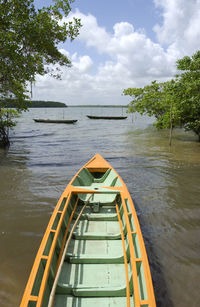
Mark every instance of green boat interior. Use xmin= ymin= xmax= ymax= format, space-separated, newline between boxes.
xmin=28 ymin=168 xmax=149 ymax=307
xmin=72 ymin=168 xmax=122 ymax=187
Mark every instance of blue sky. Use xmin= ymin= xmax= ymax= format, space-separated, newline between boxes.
xmin=33 ymin=0 xmax=200 ymax=105
xmin=70 ymin=0 xmax=160 ymax=37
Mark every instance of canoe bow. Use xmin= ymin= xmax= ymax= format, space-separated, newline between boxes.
xmin=20 ymin=154 xmax=156 ymax=307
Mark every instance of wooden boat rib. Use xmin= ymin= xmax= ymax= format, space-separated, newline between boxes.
xmin=87 ymin=115 xmax=127 ymax=120
xmin=34 ymin=119 xmax=77 ymax=124
xmin=20 ymin=154 xmax=156 ymax=307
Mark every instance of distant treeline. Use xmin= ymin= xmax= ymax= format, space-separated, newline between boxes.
xmin=1 ymin=100 xmax=67 ymax=108
xmin=28 ymin=100 xmax=67 ymax=108
xmin=68 ymin=105 xmax=128 ymax=108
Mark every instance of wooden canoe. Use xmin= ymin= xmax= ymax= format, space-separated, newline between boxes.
xmin=20 ymin=154 xmax=156 ymax=307
xmin=33 ymin=119 xmax=77 ymax=124
xmin=87 ymin=115 xmax=127 ymax=120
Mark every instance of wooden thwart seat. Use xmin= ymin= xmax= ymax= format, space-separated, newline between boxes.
xmin=65 ymin=245 xmax=130 ymax=264
xmin=56 ymin=274 xmax=133 ymax=297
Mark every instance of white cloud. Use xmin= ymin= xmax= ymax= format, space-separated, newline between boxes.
xmin=70 ymin=11 xmax=110 ymax=53
xmin=33 ymin=5 xmax=200 ymax=105
xmin=73 ymin=55 xmax=93 ymax=73
xmin=113 ymin=22 xmax=134 ymax=37
xmin=153 ymin=0 xmax=200 ymax=53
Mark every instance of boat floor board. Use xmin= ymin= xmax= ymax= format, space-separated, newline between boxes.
xmin=54 ymin=295 xmax=134 ymax=307
xmin=74 ymin=220 xmax=121 ymax=235
xmin=58 ymin=263 xmax=127 ymax=288
xmin=67 ymin=239 xmax=123 ymax=256
xmin=66 ymin=239 xmax=124 ymax=263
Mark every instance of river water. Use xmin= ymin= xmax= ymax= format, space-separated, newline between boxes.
xmin=0 ymin=107 xmax=199 ymax=307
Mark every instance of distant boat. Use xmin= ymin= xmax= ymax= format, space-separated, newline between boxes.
xmin=87 ymin=115 xmax=127 ymax=120
xmin=33 ymin=119 xmax=77 ymax=124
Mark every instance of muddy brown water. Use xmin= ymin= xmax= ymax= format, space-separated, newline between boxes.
xmin=0 ymin=107 xmax=199 ymax=306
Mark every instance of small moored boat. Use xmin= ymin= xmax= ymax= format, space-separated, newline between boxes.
xmin=33 ymin=119 xmax=77 ymax=124
xmin=87 ymin=115 xmax=127 ymax=120
xmin=21 ymin=154 xmax=156 ymax=307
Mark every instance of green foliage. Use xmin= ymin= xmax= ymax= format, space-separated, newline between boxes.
xmin=124 ymin=80 xmax=180 ymax=129
xmin=2 ymin=100 xmax=67 ymax=108
xmin=28 ymin=101 xmax=67 ymax=108
xmin=124 ymin=50 xmax=200 ymax=142
xmin=176 ymin=51 xmax=200 ymax=140
xmin=0 ymin=0 xmax=81 ymax=105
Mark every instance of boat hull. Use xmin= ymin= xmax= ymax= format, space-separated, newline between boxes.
xmin=34 ymin=119 xmax=77 ymax=124
xmin=20 ymin=154 xmax=156 ymax=307
xmin=87 ymin=115 xmax=127 ymax=120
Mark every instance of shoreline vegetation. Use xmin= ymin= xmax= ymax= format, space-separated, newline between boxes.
xmin=29 ymin=101 xmax=67 ymax=108
xmin=2 ymin=100 xmax=68 ymax=108
xmin=2 ymin=100 xmax=128 ymax=108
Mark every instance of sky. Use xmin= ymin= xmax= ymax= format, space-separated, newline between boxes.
xmin=33 ymin=0 xmax=200 ymax=105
